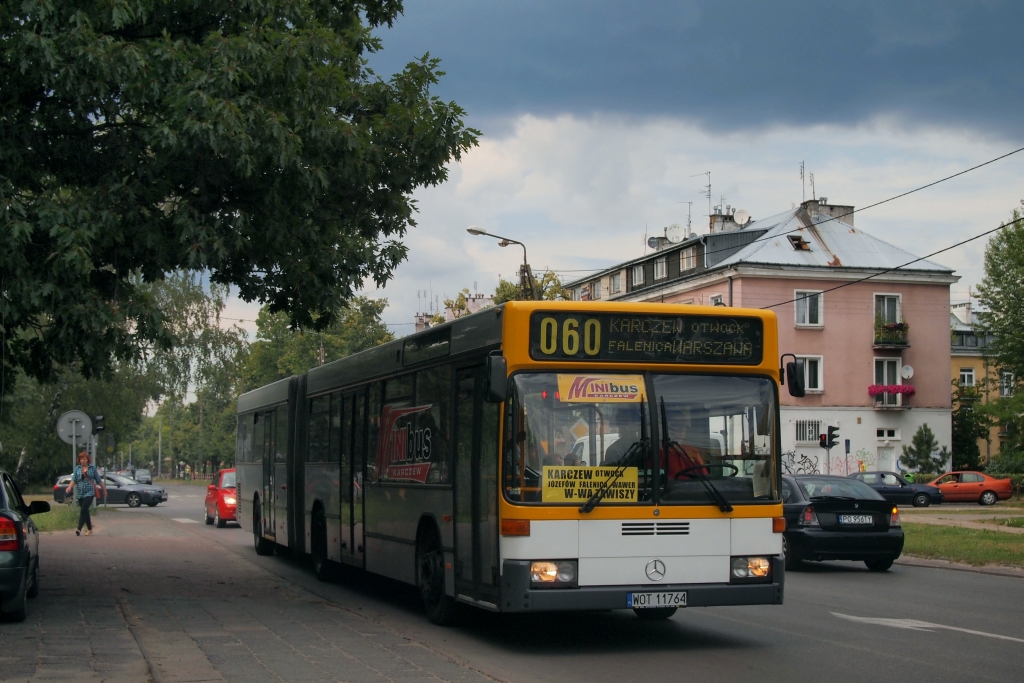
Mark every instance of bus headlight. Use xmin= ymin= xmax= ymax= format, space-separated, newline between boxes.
xmin=731 ymin=556 xmax=771 ymax=582
xmin=530 ymin=560 xmax=578 ymax=587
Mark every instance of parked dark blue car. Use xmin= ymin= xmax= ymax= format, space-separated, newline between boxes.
xmin=849 ymin=471 xmax=943 ymax=507
xmin=1 ymin=468 xmax=50 ymax=622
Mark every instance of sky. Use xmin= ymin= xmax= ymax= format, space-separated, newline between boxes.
xmin=223 ymin=0 xmax=1024 ymax=336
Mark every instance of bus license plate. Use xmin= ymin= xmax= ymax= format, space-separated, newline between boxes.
xmin=839 ymin=514 xmax=873 ymax=525
xmin=628 ymin=591 xmax=687 ymax=608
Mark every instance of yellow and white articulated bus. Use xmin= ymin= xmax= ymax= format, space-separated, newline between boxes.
xmin=235 ymin=301 xmax=805 ymax=624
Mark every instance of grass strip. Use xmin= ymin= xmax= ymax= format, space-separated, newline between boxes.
xmin=32 ymin=504 xmax=81 ymax=532
xmin=903 ymin=523 xmax=1024 ymax=567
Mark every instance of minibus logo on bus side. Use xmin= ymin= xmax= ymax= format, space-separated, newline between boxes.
xmin=376 ymin=404 xmax=434 ymax=483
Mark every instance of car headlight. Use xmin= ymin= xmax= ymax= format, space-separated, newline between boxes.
xmin=224 ymin=496 xmax=236 ymax=505
xmin=530 ymin=560 xmax=578 ymax=588
xmin=731 ymin=556 xmax=772 ymax=582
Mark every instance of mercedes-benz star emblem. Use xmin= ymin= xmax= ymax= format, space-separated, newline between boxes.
xmin=645 ymin=559 xmax=666 ymax=581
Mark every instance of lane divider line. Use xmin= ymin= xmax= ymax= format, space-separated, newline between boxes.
xmin=832 ymin=612 xmax=1024 ymax=643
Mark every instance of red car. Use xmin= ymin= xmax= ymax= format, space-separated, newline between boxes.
xmin=205 ymin=469 xmax=237 ymax=527
xmin=927 ymin=471 xmax=1013 ymax=506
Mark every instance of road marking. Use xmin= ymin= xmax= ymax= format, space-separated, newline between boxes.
xmin=832 ymin=612 xmax=1024 ymax=643
xmin=172 ymin=518 xmax=200 ymax=524
xmin=184 ymin=495 xmax=199 ymax=498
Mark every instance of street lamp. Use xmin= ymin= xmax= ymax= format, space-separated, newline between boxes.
xmin=466 ymin=226 xmax=539 ymax=300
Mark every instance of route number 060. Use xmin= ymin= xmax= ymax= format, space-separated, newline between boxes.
xmin=538 ymin=317 xmax=601 ymax=356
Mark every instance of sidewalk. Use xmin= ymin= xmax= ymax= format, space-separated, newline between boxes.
xmin=1 ymin=511 xmax=497 ymax=683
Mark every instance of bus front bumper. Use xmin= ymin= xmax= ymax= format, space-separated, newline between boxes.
xmin=499 ymin=557 xmax=784 ymax=612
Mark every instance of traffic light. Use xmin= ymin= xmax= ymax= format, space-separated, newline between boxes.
xmin=92 ymin=415 xmax=105 ymax=435
xmin=827 ymin=426 xmax=840 ymax=449
xmin=819 ymin=433 xmax=828 ymax=449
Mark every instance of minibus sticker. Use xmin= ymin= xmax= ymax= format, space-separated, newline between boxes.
xmin=556 ymin=374 xmax=646 ymax=403
xmin=541 ymin=466 xmax=639 ymax=502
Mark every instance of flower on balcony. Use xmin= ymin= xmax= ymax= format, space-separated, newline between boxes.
xmin=880 ymin=321 xmax=909 ymax=332
xmin=868 ymin=384 xmax=916 ymax=397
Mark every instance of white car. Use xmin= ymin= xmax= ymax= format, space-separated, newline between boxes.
xmin=569 ymin=434 xmax=621 ymax=466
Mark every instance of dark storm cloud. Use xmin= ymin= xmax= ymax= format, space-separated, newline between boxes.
xmin=371 ymin=0 xmax=1024 ymax=138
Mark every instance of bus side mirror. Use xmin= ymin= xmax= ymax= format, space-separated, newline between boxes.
xmin=485 ymin=353 xmax=507 ymax=403
xmin=784 ymin=358 xmax=806 ymax=397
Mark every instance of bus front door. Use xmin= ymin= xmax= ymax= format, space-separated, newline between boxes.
xmin=453 ymin=366 xmax=500 ymax=608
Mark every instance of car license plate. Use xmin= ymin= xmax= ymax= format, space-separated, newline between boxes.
xmin=628 ymin=591 xmax=687 ymax=608
xmin=839 ymin=514 xmax=873 ymax=525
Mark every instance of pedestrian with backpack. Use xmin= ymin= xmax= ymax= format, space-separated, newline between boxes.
xmin=66 ymin=451 xmax=106 ymax=536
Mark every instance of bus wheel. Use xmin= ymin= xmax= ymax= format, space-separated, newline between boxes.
xmin=311 ymin=507 xmax=332 ymax=581
xmin=253 ymin=500 xmax=272 ymax=556
xmin=634 ymin=607 xmax=677 ymax=620
xmin=417 ymin=527 xmax=457 ymax=626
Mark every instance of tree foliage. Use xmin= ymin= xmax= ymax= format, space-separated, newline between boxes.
xmin=977 ymin=203 xmax=1024 ymax=379
xmin=492 ymin=271 xmax=570 ymax=304
xmin=900 ymin=423 xmax=948 ymax=473
xmin=242 ymin=296 xmax=393 ymax=389
xmin=976 ymin=201 xmax=1024 ymax=458
xmin=950 ymin=382 xmax=989 ymax=471
xmin=1 ymin=0 xmax=477 ymax=383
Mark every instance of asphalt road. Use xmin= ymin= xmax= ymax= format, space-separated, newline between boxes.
xmin=12 ymin=481 xmax=1024 ymax=682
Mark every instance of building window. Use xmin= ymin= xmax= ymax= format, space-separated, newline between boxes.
xmin=795 ymin=291 xmax=823 ymax=327
xmin=654 ymin=258 xmax=667 ymax=280
xmin=590 ymin=280 xmax=601 ymax=300
xmin=875 ymin=358 xmax=901 ymax=406
xmin=795 ymin=419 xmax=821 ymax=443
xmin=609 ymin=272 xmax=621 ymax=294
xmin=680 ymin=247 xmax=696 ymax=271
xmin=960 ymin=367 xmax=975 ymax=387
xmin=875 ymin=294 xmax=901 ymax=324
xmin=797 ymin=355 xmax=823 ymax=391
xmin=572 ymin=287 xmax=582 ymax=301
xmin=710 ymin=294 xmax=724 ymax=306
xmin=632 ymin=265 xmax=645 ymax=286
xmin=964 ymin=334 xmax=978 ymax=348
xmin=1001 ymin=372 xmax=1014 ymax=397
xmin=876 ymin=428 xmax=898 ymax=439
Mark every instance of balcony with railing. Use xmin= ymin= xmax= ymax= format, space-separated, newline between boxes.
xmin=869 ymin=384 xmax=915 ymax=409
xmin=874 ymin=319 xmax=910 ymax=349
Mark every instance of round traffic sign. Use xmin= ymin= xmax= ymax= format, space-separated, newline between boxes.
xmin=57 ymin=411 xmax=92 ymax=445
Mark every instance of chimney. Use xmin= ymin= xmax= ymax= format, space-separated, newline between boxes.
xmin=802 ymin=198 xmax=855 ymax=227
xmin=709 ymin=206 xmax=741 ymax=233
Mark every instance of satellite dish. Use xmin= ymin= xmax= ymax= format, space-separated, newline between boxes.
xmin=901 ymin=365 xmax=914 ymax=380
xmin=665 ymin=223 xmax=685 ymax=244
xmin=734 ymin=209 xmax=751 ymax=226
xmin=647 ymin=236 xmax=660 ymax=249
xmin=57 ymin=410 xmax=92 ymax=445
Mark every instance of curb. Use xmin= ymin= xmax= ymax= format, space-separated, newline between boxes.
xmin=896 ymin=555 xmax=1024 ymax=579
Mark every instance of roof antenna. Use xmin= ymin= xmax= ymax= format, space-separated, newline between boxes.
xmin=810 ymin=173 xmax=816 ymax=201
xmin=800 ymin=161 xmax=805 ymax=202
xmin=691 ymin=171 xmax=711 ymax=218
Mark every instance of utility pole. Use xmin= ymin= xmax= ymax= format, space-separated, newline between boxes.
xmin=158 ymin=417 xmax=162 ymax=478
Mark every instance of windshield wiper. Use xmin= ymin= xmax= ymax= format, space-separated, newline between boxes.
xmin=579 ymin=403 xmax=647 ymax=513
xmin=660 ymin=397 xmax=733 ymax=513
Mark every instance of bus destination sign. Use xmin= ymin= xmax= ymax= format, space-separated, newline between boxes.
xmin=528 ymin=311 xmax=763 ymax=365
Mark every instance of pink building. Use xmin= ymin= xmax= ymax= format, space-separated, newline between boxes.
xmin=567 ymin=199 xmax=957 ymax=474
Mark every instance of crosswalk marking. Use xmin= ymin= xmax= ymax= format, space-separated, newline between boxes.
xmin=172 ymin=518 xmax=200 ymax=524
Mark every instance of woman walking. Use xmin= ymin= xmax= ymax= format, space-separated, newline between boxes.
xmin=66 ymin=451 xmax=105 ymax=536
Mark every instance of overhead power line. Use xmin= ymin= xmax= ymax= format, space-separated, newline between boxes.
xmin=761 ymin=217 xmax=1022 ymax=310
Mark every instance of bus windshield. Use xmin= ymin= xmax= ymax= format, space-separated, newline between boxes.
xmin=503 ymin=373 xmax=778 ymax=505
